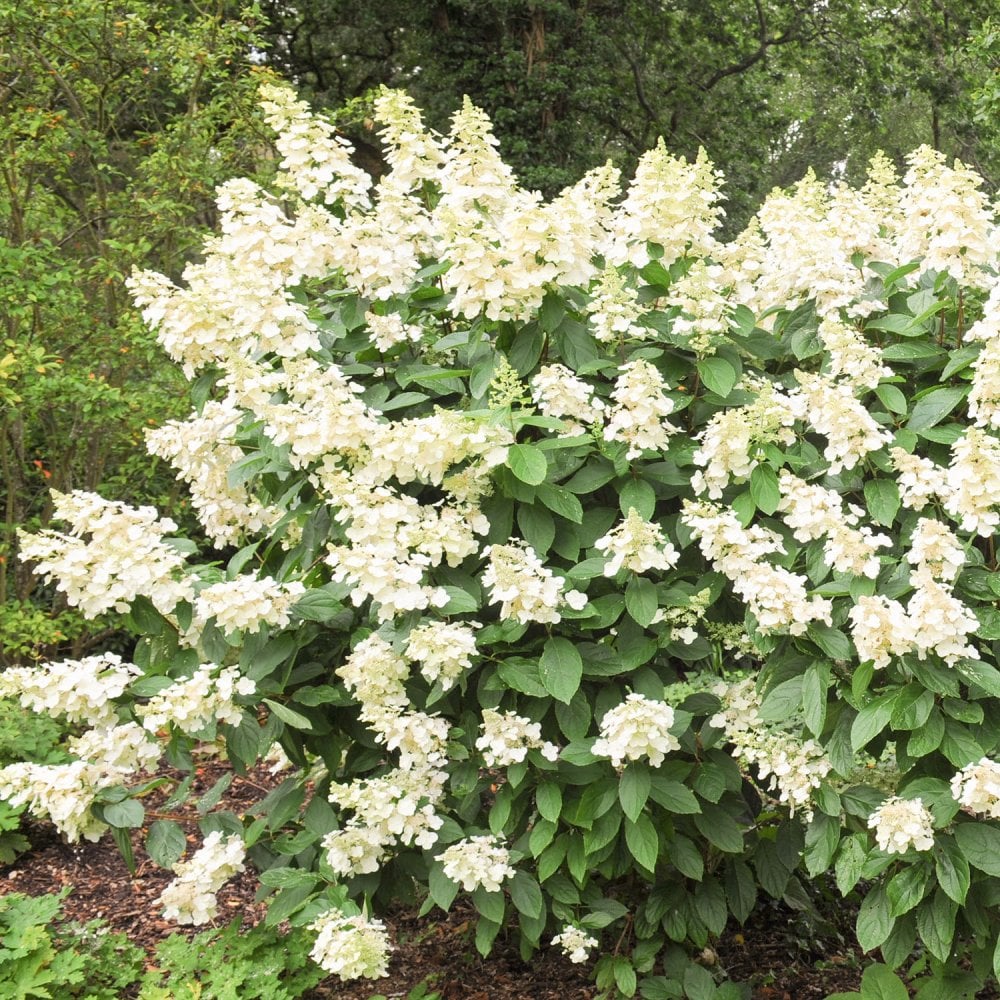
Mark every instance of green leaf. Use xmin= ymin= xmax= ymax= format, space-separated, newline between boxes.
xmin=619 ymin=764 xmax=652 ymax=822
xmin=625 ymin=814 xmax=659 ymax=871
xmin=916 ymin=887 xmax=956 ymax=963
xmin=258 ymin=867 xmax=321 ymax=889
xmin=508 ymin=443 xmax=548 ymax=485
xmin=804 ymin=812 xmax=840 ymax=878
xmin=429 ymin=863 xmax=459 ymax=912
xmin=619 ymin=478 xmax=657 ymax=520
xmin=102 ymin=798 xmax=144 ymax=829
xmin=749 ymin=463 xmax=780 ymax=515
xmin=682 ymin=962 xmax=717 ymax=1000
xmin=648 ymin=776 xmax=700 ymax=814
xmin=536 ymin=483 xmax=584 ymax=522
xmin=874 ymin=384 xmax=907 ymax=414
xmin=293 ymin=588 xmax=346 ymax=622
xmin=263 ymin=698 xmax=314 ymax=731
xmin=851 ymin=692 xmax=897 ymax=752
xmin=693 ymin=802 xmax=744 ymax=854
xmin=509 ymin=870 xmax=544 ymax=919
xmin=856 ymin=886 xmax=894 ymax=952
xmin=536 ymin=782 xmax=562 ymax=823
xmin=864 ymin=480 xmax=900 ymax=527
xmin=724 ymin=859 xmax=757 ymax=924
xmin=859 ymin=963 xmax=909 ymax=1000
xmin=886 ymin=863 xmax=930 ymax=916
xmin=906 ymin=386 xmax=968 ymax=431
xmin=539 ymin=637 xmax=583 ymax=704
xmin=697 ymin=356 xmax=738 ymax=398
xmin=801 ymin=661 xmax=829 ymax=738
xmin=934 ymin=836 xmax=970 ymax=905
xmin=954 ymin=657 xmax=1000 ymax=697
xmin=438 ymin=585 xmax=481 ymax=615
xmin=625 ymin=575 xmax=658 ymax=627
xmin=472 ymin=885 xmax=506 ymax=923
xmin=146 ymin=820 xmax=187 ymax=868
xmin=835 ymin=833 xmax=868 ymax=895
xmin=954 ymin=822 xmax=1000 ymax=876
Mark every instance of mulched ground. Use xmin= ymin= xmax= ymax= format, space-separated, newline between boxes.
xmin=0 ymin=758 xmax=869 ymax=999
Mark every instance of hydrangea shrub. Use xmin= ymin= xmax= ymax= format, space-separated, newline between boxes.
xmin=5 ymin=81 xmax=1000 ymax=998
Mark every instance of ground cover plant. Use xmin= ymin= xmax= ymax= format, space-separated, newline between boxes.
xmin=4 ymin=80 xmax=1000 ymax=999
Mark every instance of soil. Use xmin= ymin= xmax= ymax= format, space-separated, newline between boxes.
xmin=0 ymin=758 xmax=870 ymax=1000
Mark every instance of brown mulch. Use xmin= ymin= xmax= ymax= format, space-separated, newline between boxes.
xmin=0 ymin=758 xmax=869 ymax=999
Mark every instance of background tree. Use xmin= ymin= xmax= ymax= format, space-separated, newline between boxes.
xmin=258 ymin=0 xmax=1000 ymax=229
xmin=0 ymin=0 xmax=271 ymax=663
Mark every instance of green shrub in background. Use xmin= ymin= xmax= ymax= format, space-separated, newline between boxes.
xmin=0 ymin=0 xmax=274 ymax=666
xmin=6 ymin=82 xmax=1000 ymax=1000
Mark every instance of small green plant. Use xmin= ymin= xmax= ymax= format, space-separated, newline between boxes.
xmin=137 ymin=920 xmax=325 ymax=1000
xmin=0 ymin=889 xmax=145 ymax=999
xmin=0 ymin=698 xmax=67 ymax=769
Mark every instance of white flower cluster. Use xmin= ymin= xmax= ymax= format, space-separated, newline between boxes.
xmin=966 ymin=280 xmax=1000 ymax=429
xmin=848 ymin=518 xmax=978 ymax=668
xmin=682 ymin=500 xmax=833 ymax=636
xmin=777 ymin=471 xmax=890 ymax=579
xmin=365 ymin=310 xmax=423 ymax=352
xmin=308 ymin=911 xmax=391 ymax=981
xmin=138 ymin=664 xmax=255 ymax=735
xmin=18 ymin=490 xmax=193 ymax=617
xmin=476 ymin=709 xmax=559 ymax=767
xmin=666 ymin=259 xmax=730 ymax=356
xmin=603 ymin=359 xmax=677 ymax=460
xmin=258 ymin=82 xmax=372 ymax=207
xmin=595 ymin=508 xmax=679 ymax=576
xmin=951 ymin=758 xmax=1000 ymax=818
xmin=193 ymin=575 xmax=306 ymax=635
xmin=530 ymin=364 xmax=604 ymax=435
xmin=592 ymin=693 xmax=679 ymax=768
xmin=145 ymin=399 xmax=283 ymax=547
xmin=158 ymin=832 xmax=247 ymax=925
xmin=792 ymin=371 xmax=891 ymax=474
xmin=68 ymin=722 xmax=161 ymax=774
xmin=711 ymin=678 xmax=831 ymax=820
xmin=692 ymin=378 xmax=800 ymax=497
xmin=867 ymin=796 xmax=935 ymax=854
xmin=816 ymin=316 xmax=890 ymax=390
xmin=588 ymin=265 xmax=645 ymax=343
xmin=0 ymin=760 xmax=120 ymax=843
xmin=0 ymin=652 xmax=138 ymax=727
xmin=326 ymin=633 xmax=453 ymax=875
xmin=405 ymin=620 xmax=479 ymax=691
xmin=944 ymin=428 xmax=1000 ymax=536
xmin=890 ymin=447 xmax=947 ymax=512
xmin=482 ymin=541 xmax=587 ymax=625
xmin=439 ymin=835 xmax=516 ymax=892
xmin=551 ymin=925 xmax=599 ymax=964
xmin=605 ymin=141 xmax=723 ymax=269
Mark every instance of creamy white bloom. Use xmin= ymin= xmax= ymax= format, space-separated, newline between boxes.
xmin=194 ymin=576 xmax=306 ymax=635
xmin=158 ymin=831 xmax=247 ymax=925
xmin=552 ymin=925 xmax=599 ymax=964
xmin=18 ymin=490 xmax=194 ymax=617
xmin=890 ymin=447 xmax=947 ymax=512
xmin=945 ymin=428 xmax=1000 ymax=535
xmin=308 ymin=911 xmax=391 ymax=981
xmin=530 ymin=364 xmax=605 ymax=435
xmin=848 ymin=594 xmax=915 ymax=669
xmin=439 ymin=835 xmax=515 ymax=893
xmin=592 ymin=693 xmax=679 ymax=768
xmin=0 ymin=653 xmax=139 ymax=728
xmin=951 ymin=758 xmax=1000 ymax=818
xmin=482 ymin=541 xmax=586 ymax=625
xmin=604 ymin=359 xmax=677 ymax=460
xmin=336 ymin=634 xmax=410 ymax=721
xmin=476 ymin=709 xmax=559 ymax=767
xmin=596 ymin=508 xmax=678 ymax=576
xmin=138 ymin=664 xmax=255 ymax=734
xmin=868 ymin=796 xmax=935 ymax=854
xmin=588 ymin=265 xmax=645 ymax=343
xmin=405 ymin=620 xmax=479 ymax=690
xmin=906 ymin=518 xmax=966 ymax=585
xmin=68 ymin=722 xmax=161 ymax=774
xmin=0 ymin=759 xmax=122 ymax=843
